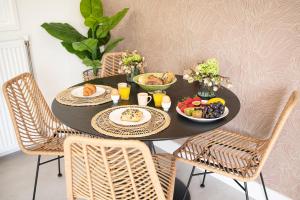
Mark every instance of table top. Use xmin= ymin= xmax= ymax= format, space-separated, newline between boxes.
xmin=51 ymin=75 xmax=240 ymax=141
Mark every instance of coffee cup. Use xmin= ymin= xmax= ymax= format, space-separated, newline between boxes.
xmin=137 ymin=92 xmax=152 ymax=106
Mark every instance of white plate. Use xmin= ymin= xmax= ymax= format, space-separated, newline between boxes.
xmin=176 ymin=106 xmax=229 ymax=122
xmin=71 ymin=86 xmax=105 ymax=98
xmin=109 ymin=107 xmax=152 ymax=126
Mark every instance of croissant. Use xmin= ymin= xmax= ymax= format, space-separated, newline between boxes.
xmin=162 ymin=72 xmax=175 ymax=84
xmin=145 ymin=75 xmax=164 ymax=85
xmin=83 ymin=84 xmax=96 ymax=96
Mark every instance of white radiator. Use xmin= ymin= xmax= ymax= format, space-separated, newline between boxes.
xmin=0 ymin=39 xmax=30 ymax=156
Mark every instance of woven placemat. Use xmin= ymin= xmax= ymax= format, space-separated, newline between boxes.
xmin=56 ymin=85 xmax=114 ymax=106
xmin=91 ymin=105 xmax=171 ymax=138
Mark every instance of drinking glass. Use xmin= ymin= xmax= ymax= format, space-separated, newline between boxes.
xmin=118 ymin=83 xmax=131 ymax=100
xmin=153 ymin=90 xmax=166 ymax=107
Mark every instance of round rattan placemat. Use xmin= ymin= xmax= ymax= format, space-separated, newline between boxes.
xmin=56 ymin=85 xmax=114 ymax=106
xmin=91 ymin=105 xmax=171 ymax=138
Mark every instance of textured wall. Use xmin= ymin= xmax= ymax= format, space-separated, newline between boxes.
xmin=104 ymin=0 xmax=300 ymax=198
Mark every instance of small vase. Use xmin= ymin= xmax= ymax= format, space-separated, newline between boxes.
xmin=126 ymin=67 xmax=140 ymax=82
xmin=197 ymin=83 xmax=216 ymax=100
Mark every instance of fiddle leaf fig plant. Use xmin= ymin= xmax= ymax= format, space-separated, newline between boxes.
xmin=41 ymin=0 xmax=128 ymax=75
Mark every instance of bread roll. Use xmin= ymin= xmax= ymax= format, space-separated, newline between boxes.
xmin=162 ymin=72 xmax=175 ymax=84
xmin=83 ymin=84 xmax=96 ymax=96
xmin=145 ymin=75 xmax=164 ymax=85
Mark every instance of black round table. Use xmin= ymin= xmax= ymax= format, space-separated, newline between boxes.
xmin=51 ymin=75 xmax=240 ymax=200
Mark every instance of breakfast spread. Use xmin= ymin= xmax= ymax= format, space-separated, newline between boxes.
xmin=121 ymin=109 xmax=143 ymax=122
xmin=177 ymin=97 xmax=226 ymax=119
xmin=83 ymin=83 xmax=96 ymax=96
xmin=138 ymin=72 xmax=175 ymax=85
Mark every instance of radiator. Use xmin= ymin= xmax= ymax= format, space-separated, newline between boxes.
xmin=0 ymin=39 xmax=30 ymax=156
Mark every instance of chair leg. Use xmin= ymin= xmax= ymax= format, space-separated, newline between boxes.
xmin=32 ymin=155 xmax=41 ymax=200
xmin=57 ymin=156 xmax=62 ymax=177
xmin=244 ymin=182 xmax=249 ymax=200
xmin=260 ymin=172 xmax=269 ymax=200
xmin=182 ymin=166 xmax=195 ymax=200
xmin=200 ymin=170 xmax=207 ymax=188
xmin=150 ymin=141 xmax=156 ymax=154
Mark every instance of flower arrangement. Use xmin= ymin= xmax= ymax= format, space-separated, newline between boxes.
xmin=183 ymin=58 xmax=231 ymax=92
xmin=119 ymin=50 xmax=145 ymax=82
xmin=119 ymin=50 xmax=144 ymax=73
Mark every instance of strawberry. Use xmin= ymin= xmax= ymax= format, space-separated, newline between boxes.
xmin=184 ymin=97 xmax=193 ymax=104
xmin=180 ymin=105 xmax=187 ymax=112
xmin=193 ymin=96 xmax=201 ymax=101
xmin=187 ymin=103 xmax=195 ymax=108
xmin=177 ymin=102 xmax=184 ymax=108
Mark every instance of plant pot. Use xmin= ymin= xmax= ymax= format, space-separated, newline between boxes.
xmin=197 ymin=83 xmax=216 ymax=100
xmin=126 ymin=67 xmax=140 ymax=82
xmin=83 ymin=68 xmax=102 ymax=81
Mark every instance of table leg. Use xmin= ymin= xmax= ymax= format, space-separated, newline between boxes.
xmin=173 ymin=178 xmax=191 ymax=200
xmin=144 ymin=142 xmax=190 ymax=199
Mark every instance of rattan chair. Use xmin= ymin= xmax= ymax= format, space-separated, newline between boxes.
xmin=64 ymin=136 xmax=176 ymax=200
xmin=2 ymin=72 xmax=80 ymax=200
xmin=101 ymin=52 xmax=145 ymax=78
xmin=174 ymin=91 xmax=299 ymax=200
xmin=82 ymin=52 xmax=124 ymax=81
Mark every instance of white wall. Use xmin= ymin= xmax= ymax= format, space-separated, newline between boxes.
xmin=1 ymin=0 xmax=88 ymax=103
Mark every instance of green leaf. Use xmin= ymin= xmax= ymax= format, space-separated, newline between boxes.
xmin=107 ymin=8 xmax=129 ymax=30
xmin=84 ymin=16 xmax=98 ymax=28
xmin=41 ymin=23 xmax=86 ymax=43
xmin=82 ymin=57 xmax=101 ymax=68
xmin=96 ymin=8 xmax=129 ymax=38
xmin=80 ymin=0 xmax=103 ymax=18
xmin=96 ymin=27 xmax=109 ymax=39
xmin=87 ymin=28 xmax=93 ymax=38
xmin=61 ymin=42 xmax=90 ymax=59
xmin=98 ymin=31 xmax=111 ymax=46
xmin=84 ymin=16 xmax=108 ymax=28
xmin=104 ymin=38 xmax=123 ymax=53
xmin=72 ymin=38 xmax=98 ymax=54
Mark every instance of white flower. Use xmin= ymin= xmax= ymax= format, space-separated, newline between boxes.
xmin=183 ymin=74 xmax=190 ymax=80
xmin=188 ymin=77 xmax=194 ymax=83
xmin=204 ymin=78 xmax=209 ymax=84
xmin=213 ymin=86 xmax=219 ymax=91
xmin=207 ymin=81 xmax=213 ymax=87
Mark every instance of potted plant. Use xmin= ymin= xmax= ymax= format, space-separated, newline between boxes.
xmin=41 ymin=0 xmax=128 ymax=80
xmin=119 ymin=50 xmax=145 ymax=82
xmin=183 ymin=58 xmax=232 ymax=99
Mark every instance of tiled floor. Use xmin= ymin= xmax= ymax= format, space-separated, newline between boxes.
xmin=0 ymin=151 xmax=249 ymax=200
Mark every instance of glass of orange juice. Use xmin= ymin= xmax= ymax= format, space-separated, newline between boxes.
xmin=153 ymin=90 xmax=166 ymax=107
xmin=118 ymin=83 xmax=131 ymax=100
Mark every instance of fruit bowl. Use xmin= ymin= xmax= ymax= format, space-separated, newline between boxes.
xmin=176 ymin=97 xmax=229 ymax=122
xmin=133 ymin=73 xmax=177 ymax=92
xmin=176 ymin=106 xmax=229 ymax=122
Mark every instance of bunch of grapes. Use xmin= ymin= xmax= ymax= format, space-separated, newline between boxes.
xmin=203 ymin=102 xmax=225 ymax=119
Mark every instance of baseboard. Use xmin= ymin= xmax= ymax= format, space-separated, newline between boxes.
xmin=154 ymin=140 xmax=292 ymax=200
xmin=0 ymin=146 xmax=19 ymax=157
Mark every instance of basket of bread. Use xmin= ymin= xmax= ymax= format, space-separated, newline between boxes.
xmin=133 ymin=72 xmax=177 ymax=92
